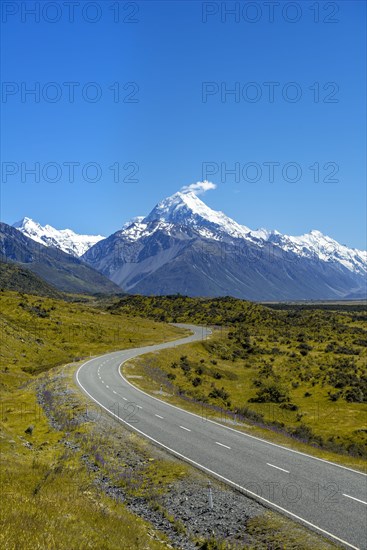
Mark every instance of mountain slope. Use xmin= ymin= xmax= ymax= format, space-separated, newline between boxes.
xmin=0 ymin=261 xmax=63 ymax=298
xmin=13 ymin=217 xmax=105 ymax=257
xmin=0 ymin=223 xmax=122 ymax=295
xmin=82 ymin=191 xmax=366 ymax=300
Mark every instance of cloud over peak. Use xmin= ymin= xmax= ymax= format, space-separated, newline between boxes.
xmin=180 ymin=180 xmax=216 ymax=196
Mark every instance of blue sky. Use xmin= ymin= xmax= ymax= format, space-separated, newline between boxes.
xmin=1 ymin=0 xmax=366 ymax=249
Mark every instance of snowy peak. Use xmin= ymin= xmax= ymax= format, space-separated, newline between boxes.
xmin=13 ymin=217 xmax=44 ymax=239
xmin=143 ymin=191 xmax=251 ymax=240
xmin=144 ymin=191 xmax=211 ymax=223
xmin=274 ymin=229 xmax=367 ymax=275
xmin=117 ymin=189 xmax=366 ymax=277
xmin=13 ymin=217 xmax=105 ymax=257
xmin=121 ymin=216 xmax=145 ymax=230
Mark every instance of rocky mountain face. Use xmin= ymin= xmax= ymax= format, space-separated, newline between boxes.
xmin=0 ymin=223 xmax=121 ymax=295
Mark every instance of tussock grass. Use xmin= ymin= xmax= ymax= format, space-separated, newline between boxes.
xmin=0 ymin=290 xmax=187 ymax=387
xmin=0 ymin=290 xmax=188 ymax=549
xmin=0 ymin=386 xmax=168 ymax=550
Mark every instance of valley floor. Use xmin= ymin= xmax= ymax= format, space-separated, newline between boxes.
xmin=1 ymin=291 xmax=364 ymax=549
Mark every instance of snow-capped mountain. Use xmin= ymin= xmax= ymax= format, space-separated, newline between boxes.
xmin=262 ymin=230 xmax=367 ymax=277
xmin=82 ymin=189 xmax=366 ymax=300
xmin=121 ymin=216 xmax=145 ymax=230
xmin=110 ymin=191 xmax=367 ymax=277
xmin=0 ymin=222 xmax=121 ymax=294
xmin=13 ymin=217 xmax=105 ymax=257
xmin=144 ymin=191 xmax=252 ymax=238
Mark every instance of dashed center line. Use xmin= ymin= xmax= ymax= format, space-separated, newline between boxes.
xmin=343 ymin=493 xmax=367 ymax=505
xmin=215 ymin=441 xmax=231 ymax=449
xmin=106 ymin=385 xmax=109 ymax=389
xmin=267 ymin=463 xmax=290 ymax=474
xmin=179 ymin=425 xmax=191 ymax=432
xmin=112 ymin=390 xmax=117 ymax=395
xmin=122 ymin=397 xmax=127 ymax=401
xmin=155 ymin=414 xmax=164 ymax=419
xmin=137 ymin=405 xmax=142 ymax=409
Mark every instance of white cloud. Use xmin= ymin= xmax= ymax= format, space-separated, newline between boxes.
xmin=180 ymin=180 xmax=217 ymax=195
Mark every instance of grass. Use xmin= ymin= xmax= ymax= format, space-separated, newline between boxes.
xmin=0 ymin=383 xmax=169 ymax=550
xmin=244 ymin=512 xmax=336 ymax=550
xmin=0 ymin=290 xmax=188 ymax=387
xmin=0 ymin=290 xmax=188 ymax=549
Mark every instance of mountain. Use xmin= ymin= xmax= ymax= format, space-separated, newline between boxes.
xmin=13 ymin=217 xmax=104 ymax=257
xmin=0 ymin=223 xmax=122 ymax=295
xmin=82 ymin=191 xmax=367 ymax=300
xmin=0 ymin=262 xmax=63 ymax=298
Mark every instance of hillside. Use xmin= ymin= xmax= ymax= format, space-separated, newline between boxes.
xmin=0 ymin=290 xmax=193 ymax=549
xmin=0 ymin=291 xmax=187 ymax=388
xmin=0 ymin=261 xmax=63 ymax=298
xmin=0 ymin=222 xmax=122 ymax=295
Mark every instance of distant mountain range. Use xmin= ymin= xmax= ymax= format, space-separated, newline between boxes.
xmin=7 ymin=190 xmax=367 ymax=300
xmin=13 ymin=217 xmax=104 ymax=257
xmin=0 ymin=223 xmax=121 ymax=295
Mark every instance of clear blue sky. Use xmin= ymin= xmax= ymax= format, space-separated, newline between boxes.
xmin=1 ymin=0 xmax=366 ymax=249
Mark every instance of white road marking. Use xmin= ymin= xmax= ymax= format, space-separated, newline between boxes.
xmin=155 ymin=414 xmax=164 ymax=419
xmin=343 ymin=493 xmax=367 ymax=505
xmin=267 ymin=463 xmax=290 ymax=474
xmin=179 ymin=425 xmax=191 ymax=432
xmin=122 ymin=397 xmax=127 ymax=401
xmin=137 ymin=405 xmax=142 ymax=409
xmin=106 ymin=385 xmax=109 ymax=389
xmin=76 ymin=359 xmax=360 ymax=550
xmin=216 ymin=441 xmax=231 ymax=449
xmin=101 ymin=380 xmax=104 ymax=384
xmin=112 ymin=390 xmax=117 ymax=394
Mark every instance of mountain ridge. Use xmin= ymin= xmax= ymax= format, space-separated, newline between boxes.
xmin=81 ymin=189 xmax=366 ymax=300
xmin=12 ymin=192 xmax=366 ymax=274
xmin=111 ymin=190 xmax=366 ymax=277
xmin=13 ymin=217 xmax=105 ymax=257
xmin=9 ymin=189 xmax=366 ymax=299
xmin=0 ymin=222 xmax=122 ymax=295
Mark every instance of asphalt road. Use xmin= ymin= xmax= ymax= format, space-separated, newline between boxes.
xmin=76 ymin=324 xmax=367 ymax=550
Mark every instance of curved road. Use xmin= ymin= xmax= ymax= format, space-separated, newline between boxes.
xmin=76 ymin=324 xmax=367 ymax=550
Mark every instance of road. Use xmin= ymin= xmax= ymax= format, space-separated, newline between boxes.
xmin=75 ymin=324 xmax=367 ymax=550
